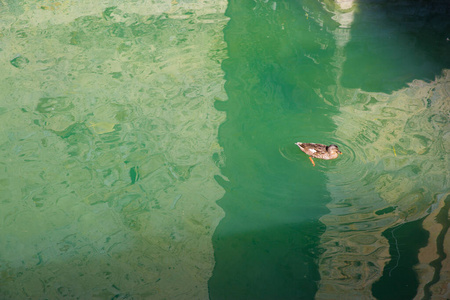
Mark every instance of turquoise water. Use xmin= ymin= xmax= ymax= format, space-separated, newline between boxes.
xmin=211 ymin=0 xmax=450 ymax=299
xmin=1 ymin=0 xmax=449 ymax=299
xmin=209 ymin=1 xmax=337 ymax=298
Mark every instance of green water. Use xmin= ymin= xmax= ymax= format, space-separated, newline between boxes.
xmin=0 ymin=0 xmax=449 ymax=299
xmin=0 ymin=1 xmax=228 ymax=298
xmin=210 ymin=0 xmax=450 ymax=299
xmin=209 ymin=0 xmax=337 ymax=298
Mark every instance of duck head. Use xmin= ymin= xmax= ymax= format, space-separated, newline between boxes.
xmin=328 ymin=144 xmax=342 ymax=155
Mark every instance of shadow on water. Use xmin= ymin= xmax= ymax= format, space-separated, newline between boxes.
xmin=211 ymin=218 xmax=325 ymax=299
xmin=372 ymin=218 xmax=429 ymax=300
xmin=341 ymin=0 xmax=450 ymax=93
xmin=209 ymin=0 xmax=341 ymax=299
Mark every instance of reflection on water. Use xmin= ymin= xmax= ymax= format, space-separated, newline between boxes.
xmin=318 ymin=72 xmax=450 ymax=298
xmin=1 ymin=0 xmax=449 ymax=298
xmin=310 ymin=0 xmax=450 ymax=298
xmin=210 ymin=0 xmax=449 ymax=298
xmin=0 ymin=1 xmax=227 ymax=298
xmin=340 ymin=0 xmax=450 ymax=93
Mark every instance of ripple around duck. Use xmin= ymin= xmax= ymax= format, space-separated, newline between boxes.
xmin=278 ymin=143 xmax=304 ymax=162
xmin=280 ymin=137 xmax=368 ymax=179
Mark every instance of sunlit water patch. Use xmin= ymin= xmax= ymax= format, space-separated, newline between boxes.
xmin=317 ymin=71 xmax=450 ymax=298
xmin=0 ymin=1 xmax=228 ymax=299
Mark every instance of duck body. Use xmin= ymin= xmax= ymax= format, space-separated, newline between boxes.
xmin=295 ymin=142 xmax=342 ymax=160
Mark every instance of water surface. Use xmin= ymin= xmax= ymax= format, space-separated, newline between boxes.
xmin=0 ymin=0 xmax=449 ymax=299
xmin=210 ymin=0 xmax=450 ymax=299
xmin=0 ymin=1 xmax=228 ymax=298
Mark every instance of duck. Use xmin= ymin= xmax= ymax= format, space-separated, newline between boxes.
xmin=295 ymin=142 xmax=342 ymax=166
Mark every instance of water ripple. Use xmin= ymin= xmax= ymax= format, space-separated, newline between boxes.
xmin=317 ymin=71 xmax=450 ymax=297
xmin=0 ymin=3 xmax=228 ymax=299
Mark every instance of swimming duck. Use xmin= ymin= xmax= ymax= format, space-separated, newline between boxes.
xmin=295 ymin=142 xmax=342 ymax=166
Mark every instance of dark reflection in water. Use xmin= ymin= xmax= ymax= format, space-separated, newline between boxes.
xmin=372 ymin=219 xmax=429 ymax=300
xmin=341 ymin=0 xmax=450 ymax=93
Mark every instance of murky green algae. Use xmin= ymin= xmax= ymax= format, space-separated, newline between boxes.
xmin=0 ymin=1 xmax=227 ymax=298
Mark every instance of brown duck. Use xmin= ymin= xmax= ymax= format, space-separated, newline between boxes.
xmin=295 ymin=142 xmax=342 ymax=166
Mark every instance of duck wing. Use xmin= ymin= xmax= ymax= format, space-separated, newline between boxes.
xmin=296 ymin=143 xmax=328 ymax=157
